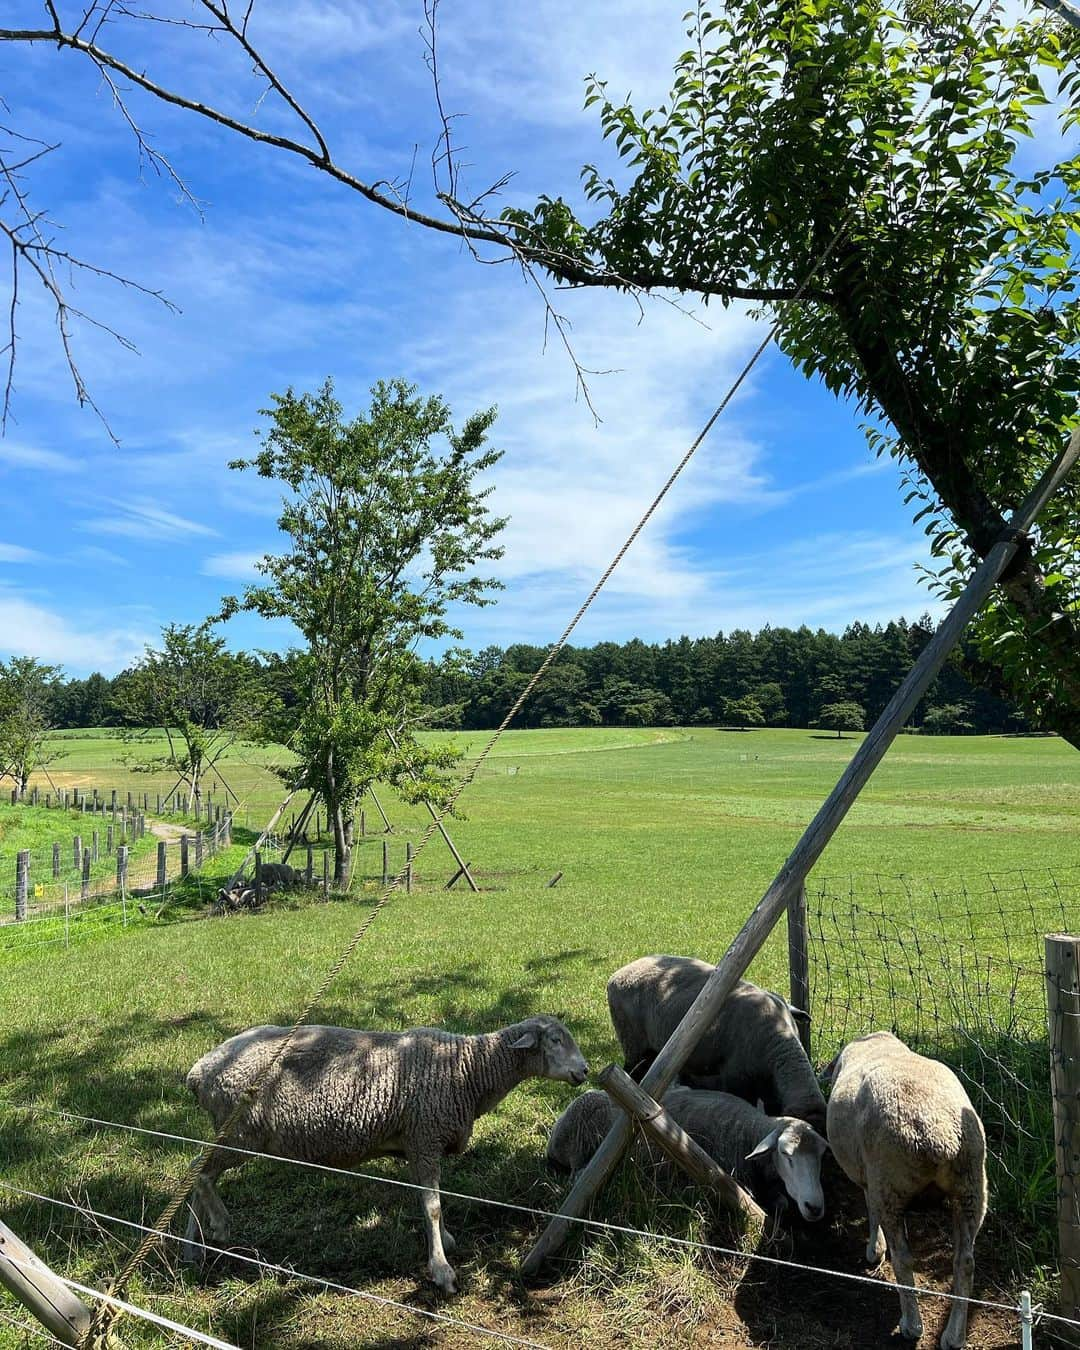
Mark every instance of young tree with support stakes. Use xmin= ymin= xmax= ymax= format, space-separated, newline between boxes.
xmin=222 ymin=377 xmax=506 ymax=886
xmin=115 ymin=623 xmax=265 ymax=810
xmin=0 ymin=656 xmax=63 ymax=799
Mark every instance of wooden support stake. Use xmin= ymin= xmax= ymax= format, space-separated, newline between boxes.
xmin=787 ymin=882 xmax=812 ymax=1056
xmin=521 ymin=431 xmax=1080 ymax=1279
xmin=547 ymin=871 xmax=564 ymax=888
xmin=368 ymin=785 xmax=394 ymax=833
xmin=598 ymin=1064 xmax=765 ymax=1224
xmin=1047 ymin=934 xmax=1080 ymax=1327
xmin=0 ymin=1219 xmax=91 ymax=1347
xmin=225 ymin=789 xmax=300 ymax=890
xmin=384 ymin=728 xmax=480 ymax=891
xmin=445 ymin=861 xmax=474 ymax=890
xmin=15 ymin=850 xmax=28 ymax=922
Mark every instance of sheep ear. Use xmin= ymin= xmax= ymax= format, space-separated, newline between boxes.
xmin=511 ymin=1030 xmax=538 ymax=1050
xmin=746 ymin=1126 xmax=782 ymax=1160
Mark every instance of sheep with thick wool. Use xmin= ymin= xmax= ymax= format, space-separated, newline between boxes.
xmin=548 ymin=1085 xmax=828 ymax=1220
xmin=826 ymin=1031 xmax=987 ymax=1349
xmin=185 ymin=1015 xmax=588 ymax=1293
xmin=606 ymin=955 xmax=826 ymax=1131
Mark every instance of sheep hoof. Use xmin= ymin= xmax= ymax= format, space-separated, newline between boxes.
xmin=865 ymin=1240 xmax=886 ymax=1267
xmin=441 ymin=1229 xmax=457 ymax=1253
xmin=427 ymin=1259 xmax=457 ymax=1294
xmin=899 ymin=1314 xmax=923 ymax=1341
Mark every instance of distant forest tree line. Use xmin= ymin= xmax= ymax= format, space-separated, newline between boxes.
xmin=47 ymin=615 xmax=1027 ymax=738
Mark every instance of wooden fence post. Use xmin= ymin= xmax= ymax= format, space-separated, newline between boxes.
xmin=156 ymin=841 xmax=167 ymax=890
xmin=1047 ymin=934 xmax=1080 ymax=1327
xmin=116 ymin=845 xmax=128 ymax=892
xmin=306 ymin=845 xmax=314 ymax=885
xmin=81 ymin=848 xmax=90 ymax=902
xmin=15 ymin=850 xmax=28 ymax=921
xmin=126 ymin=791 xmax=132 ymax=809
xmin=106 ymin=824 xmax=113 ymax=855
xmin=91 ymin=830 xmax=99 ymax=863
xmin=195 ymin=831 xmax=204 ymax=869
xmin=382 ymin=840 xmax=389 ymax=886
xmin=51 ymin=842 xmax=60 ymax=879
xmin=110 ymin=789 xmax=117 ymax=815
xmin=180 ymin=834 xmax=190 ymax=877
xmin=322 ymin=851 xmax=329 ymax=897
xmin=72 ymin=836 xmax=81 ymax=871
xmin=360 ymin=809 xmax=366 ymax=838
xmin=156 ymin=793 xmax=162 ymax=813
xmin=0 ymin=1217 xmax=91 ymax=1347
xmin=406 ymin=842 xmax=414 ymax=893
xmin=44 ymin=793 xmax=50 ymax=809
xmin=788 ymin=882 xmax=812 ymax=1056
xmin=30 ymin=787 xmax=38 ymax=807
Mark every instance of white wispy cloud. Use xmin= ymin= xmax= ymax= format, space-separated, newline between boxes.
xmin=0 ymin=542 xmax=44 ymax=563
xmin=74 ymin=545 xmax=130 ymax=567
xmin=83 ymin=499 xmax=218 ymax=541
xmin=0 ymin=590 xmax=150 ymax=673
xmin=201 ymin=551 xmax=266 ymax=580
xmin=0 ymin=442 xmax=82 ymax=474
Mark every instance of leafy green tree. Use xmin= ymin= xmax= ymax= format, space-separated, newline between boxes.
xmin=0 ymin=657 xmax=63 ymax=797
xmin=923 ymin=703 xmax=976 ymax=734
xmin=115 ymin=623 xmax=265 ymax=809
xmin=752 ymin=682 xmax=788 ymax=727
xmin=503 ymin=2 xmax=1080 ymax=746
xmin=723 ymin=695 xmax=766 ymax=730
xmin=224 ymin=378 xmax=506 ymax=884
xmin=815 ymin=701 xmax=866 ymax=738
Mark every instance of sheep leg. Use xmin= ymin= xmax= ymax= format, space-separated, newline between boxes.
xmin=182 ymin=1151 xmax=233 ymax=1266
xmin=410 ymin=1156 xmax=456 ymax=1294
xmin=878 ymin=1196 xmax=922 ymax=1343
xmin=863 ymin=1189 xmax=886 ymax=1267
xmin=939 ymin=1206 xmax=979 ymax=1350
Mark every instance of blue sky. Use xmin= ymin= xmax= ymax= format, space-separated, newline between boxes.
xmin=4 ymin=0 xmax=1054 ymax=676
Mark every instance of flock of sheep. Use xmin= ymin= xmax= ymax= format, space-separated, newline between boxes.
xmin=184 ymin=952 xmax=987 ymax=1349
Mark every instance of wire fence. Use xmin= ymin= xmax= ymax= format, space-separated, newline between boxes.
xmin=806 ymin=866 xmax=1080 ymax=1271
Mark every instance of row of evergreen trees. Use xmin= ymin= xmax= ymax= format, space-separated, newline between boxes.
xmin=48 ymin=615 xmax=1026 ymax=735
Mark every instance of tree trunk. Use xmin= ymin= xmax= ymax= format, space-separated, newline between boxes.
xmin=332 ymin=804 xmax=352 ymax=886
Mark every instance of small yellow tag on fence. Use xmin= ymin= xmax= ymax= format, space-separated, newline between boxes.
xmin=33 ymin=884 xmax=43 ymax=897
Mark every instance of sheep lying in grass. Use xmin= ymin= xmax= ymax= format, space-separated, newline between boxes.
xmin=548 ymin=1086 xmax=827 ymax=1220
xmin=825 ymin=1031 xmax=987 ymax=1349
xmin=184 ymin=1015 xmax=588 ymax=1294
xmin=607 ymin=955 xmax=826 ymax=1131
xmin=256 ymin=861 xmax=304 ymax=889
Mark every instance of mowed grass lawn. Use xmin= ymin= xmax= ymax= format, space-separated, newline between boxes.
xmin=0 ymin=727 xmax=1077 ymax=1348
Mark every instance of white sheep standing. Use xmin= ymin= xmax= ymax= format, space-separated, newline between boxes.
xmin=825 ymin=1031 xmax=987 ymax=1349
xmin=184 ymin=1015 xmax=589 ymax=1294
xmin=548 ymin=1085 xmax=828 ymax=1220
xmin=607 ymin=955 xmax=827 ymax=1131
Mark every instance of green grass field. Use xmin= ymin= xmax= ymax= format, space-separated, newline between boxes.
xmin=0 ymin=727 xmax=1076 ymax=1347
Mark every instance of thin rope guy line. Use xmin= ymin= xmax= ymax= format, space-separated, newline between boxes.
xmin=0 ymin=1177 xmax=1032 ymax=1323
xmin=85 ymin=3 xmax=1003 ymax=1337
xmin=0 ymin=1184 xmax=549 ymax=1350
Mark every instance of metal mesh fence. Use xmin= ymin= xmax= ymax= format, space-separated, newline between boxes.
xmin=806 ymin=867 xmax=1080 ymax=1270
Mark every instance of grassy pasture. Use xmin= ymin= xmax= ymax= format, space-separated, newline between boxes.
xmin=0 ymin=727 xmax=1076 ymax=1347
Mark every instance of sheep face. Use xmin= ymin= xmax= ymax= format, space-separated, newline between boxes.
xmin=747 ymin=1118 xmax=827 ymax=1221
xmin=512 ymin=1017 xmax=589 ymax=1085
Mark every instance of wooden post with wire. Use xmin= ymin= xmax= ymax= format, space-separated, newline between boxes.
xmin=1046 ymin=934 xmax=1080 ymax=1329
xmin=521 ymin=434 xmax=1080 ymax=1279
xmin=81 ymin=848 xmax=90 ymax=902
xmin=156 ymin=841 xmax=167 ymax=891
xmin=0 ymin=1219 xmax=91 ymax=1347
xmin=14 ymin=850 xmax=28 ymax=922
xmin=787 ymin=882 xmax=812 ymax=1056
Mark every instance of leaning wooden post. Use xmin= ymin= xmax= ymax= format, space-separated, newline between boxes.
xmin=788 ymin=882 xmax=812 ymax=1056
xmin=521 ymin=433 xmax=1080 ymax=1278
xmin=14 ymin=850 xmax=28 ymax=921
xmin=385 ymin=727 xmax=481 ymax=892
xmin=0 ymin=1219 xmax=91 ymax=1347
xmin=1046 ymin=935 xmax=1080 ymax=1326
xmin=598 ymin=1064 xmax=766 ymax=1225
